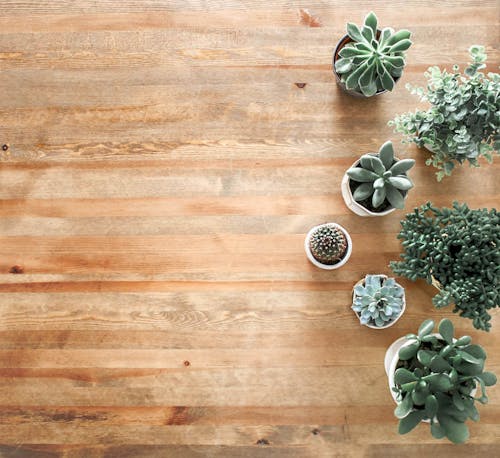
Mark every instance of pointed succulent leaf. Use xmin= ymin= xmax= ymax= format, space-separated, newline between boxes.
xmin=438 ymin=319 xmax=454 ymax=344
xmin=373 ymin=177 xmax=385 ymax=189
xmin=369 ymin=155 xmax=386 ymax=175
xmin=335 ymin=57 xmax=354 ymax=74
xmin=378 ymin=141 xmax=394 ymax=169
xmin=352 ymin=182 xmax=374 ymax=201
xmin=386 ymin=186 xmax=405 ymax=209
xmin=372 ymin=186 xmax=386 ymax=208
xmin=361 ymin=25 xmax=374 ymax=43
xmin=389 ymin=159 xmax=415 ymax=175
xmin=386 ymin=29 xmax=412 ymax=46
xmin=383 ymin=55 xmax=405 ymax=68
xmin=364 ymin=11 xmax=378 ymax=35
xmin=346 ymin=22 xmax=365 ymax=43
xmin=345 ymin=62 xmax=368 ymax=90
xmin=394 ymin=393 xmax=413 ymax=419
xmin=347 ymin=167 xmax=379 ymax=182
xmin=388 ymin=176 xmax=413 ymax=190
xmin=398 ymin=410 xmax=426 ymax=435
xmin=379 ymin=64 xmax=395 ymax=91
xmin=389 ymin=39 xmax=413 ymax=53
xmin=339 ymin=46 xmax=367 ymax=58
xmin=359 ymin=64 xmax=376 ymax=96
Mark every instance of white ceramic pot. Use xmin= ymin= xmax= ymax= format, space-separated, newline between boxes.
xmin=304 ymin=223 xmax=352 ymax=270
xmin=352 ymin=275 xmax=406 ymax=330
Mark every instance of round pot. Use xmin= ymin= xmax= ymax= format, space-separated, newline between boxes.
xmin=352 ymin=275 xmax=406 ymax=329
xmin=332 ymin=32 xmax=400 ymax=98
xmin=341 ymin=155 xmax=408 ymax=217
xmin=304 ymin=223 xmax=352 ymax=270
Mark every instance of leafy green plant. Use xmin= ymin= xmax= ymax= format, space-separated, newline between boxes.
xmin=346 ymin=141 xmax=415 ymax=211
xmin=393 ymin=318 xmax=496 ymax=444
xmin=389 ymin=45 xmax=500 ymax=180
xmin=309 ymin=224 xmax=348 ymax=265
xmin=391 ymin=202 xmax=499 ymax=331
xmin=334 ymin=11 xmax=412 ymax=96
xmin=352 ymin=274 xmax=404 ymax=327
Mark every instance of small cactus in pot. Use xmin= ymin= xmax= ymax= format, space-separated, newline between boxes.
xmin=305 ymin=223 xmax=352 ymax=270
xmin=352 ymin=274 xmax=405 ymax=328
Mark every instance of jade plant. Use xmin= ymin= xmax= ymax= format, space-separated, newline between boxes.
xmin=390 ymin=45 xmax=500 ymax=180
xmin=393 ymin=318 xmax=496 ymax=444
xmin=352 ymin=274 xmax=405 ymax=327
xmin=309 ymin=224 xmax=348 ymax=265
xmin=391 ymin=202 xmax=499 ymax=331
xmin=346 ymin=141 xmax=415 ymax=211
xmin=334 ymin=12 xmax=413 ymax=96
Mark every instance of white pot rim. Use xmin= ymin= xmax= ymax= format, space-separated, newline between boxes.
xmin=304 ymin=223 xmax=352 ymax=270
xmin=341 ymin=155 xmax=408 ymax=217
xmin=352 ymin=275 xmax=406 ymax=329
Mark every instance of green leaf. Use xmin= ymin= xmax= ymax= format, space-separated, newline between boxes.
xmin=395 ymin=368 xmax=418 ymax=385
xmin=477 ymin=372 xmax=497 ymax=387
xmin=398 ymin=410 xmax=425 ymax=435
xmin=386 ymin=186 xmax=405 ymax=209
xmin=455 ymin=336 xmax=472 ymax=346
xmin=352 ymin=182 xmax=374 ymax=201
xmin=458 ymin=351 xmax=481 ymax=365
xmin=379 ymin=63 xmax=395 ymax=91
xmin=364 ymin=11 xmax=378 ymax=36
xmin=360 ymin=79 xmax=377 ymax=97
xmin=389 ymin=39 xmax=413 ymax=53
xmin=461 ymin=345 xmax=486 ymax=360
xmin=335 ymin=57 xmax=353 ymax=74
xmin=399 ymin=341 xmax=420 ymax=361
xmin=339 ymin=46 xmax=367 ymax=58
xmin=418 ymin=319 xmax=434 ymax=338
xmin=372 ymin=186 xmax=386 ymax=208
xmin=389 ymin=159 xmax=415 ymax=175
xmin=425 ymin=395 xmax=438 ymax=418
xmin=378 ymin=141 xmax=394 ymax=169
xmin=386 ymin=29 xmax=412 ymax=46
xmin=388 ymin=176 xmax=413 ymax=191
xmin=411 ymin=389 xmax=427 ymax=406
xmin=346 ymin=167 xmax=378 ymax=183
xmin=438 ymin=319 xmax=454 ymax=344
xmin=383 ymin=55 xmax=405 ymax=68
xmin=431 ymin=421 xmax=446 ymax=439
xmin=426 ymin=373 xmax=453 ymax=392
xmin=394 ymin=393 xmax=413 ymax=419
xmin=346 ymin=22 xmax=365 ymax=43
xmin=345 ymin=62 xmax=369 ymax=90
xmin=417 ymin=350 xmax=433 ymax=367
xmin=438 ymin=414 xmax=469 ymax=444
xmin=369 ymin=155 xmax=385 ymax=175
xmin=430 ymin=355 xmax=453 ymax=373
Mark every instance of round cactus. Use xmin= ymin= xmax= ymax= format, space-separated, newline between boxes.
xmin=309 ymin=224 xmax=348 ymax=265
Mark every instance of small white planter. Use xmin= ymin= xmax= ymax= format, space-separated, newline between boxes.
xmin=352 ymin=275 xmax=406 ymax=329
xmin=304 ymin=223 xmax=352 ymax=270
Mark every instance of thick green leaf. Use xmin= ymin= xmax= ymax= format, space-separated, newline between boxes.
xmin=389 ymin=159 xmax=415 ymax=175
xmin=399 ymin=341 xmax=420 ymax=361
xmin=378 ymin=141 xmax=394 ymax=169
xmin=383 ymin=55 xmax=405 ymax=68
xmin=438 ymin=319 xmax=454 ymax=344
xmin=368 ymin=155 xmax=385 ymax=175
xmin=372 ymin=186 xmax=386 ymax=208
xmin=425 ymin=395 xmax=438 ymax=418
xmin=373 ymin=177 xmax=385 ymax=189
xmin=411 ymin=389 xmax=427 ymax=406
xmin=455 ymin=336 xmax=472 ymax=346
xmin=438 ymin=414 xmax=469 ymax=444
xmin=418 ymin=319 xmax=434 ymax=338
xmin=417 ymin=350 xmax=433 ymax=366
xmin=358 ymin=63 xmax=376 ymax=92
xmin=477 ymin=372 xmax=497 ymax=386
xmin=379 ymin=64 xmax=395 ymax=91
xmin=431 ymin=421 xmax=446 ymax=439
xmin=346 ymin=22 xmax=365 ymax=43
xmin=398 ymin=410 xmax=425 ymax=435
xmin=364 ymin=11 xmax=377 ymax=35
xmin=452 ymin=392 xmax=465 ymax=411
xmin=461 ymin=344 xmax=486 ymax=360
xmin=426 ymin=373 xmax=453 ymax=392
xmin=388 ymin=176 xmax=413 ymax=190
xmin=430 ymin=355 xmax=453 ymax=373
xmin=352 ymin=182 xmax=374 ymax=201
xmin=345 ymin=62 xmax=369 ymax=90
xmin=389 ymin=39 xmax=413 ymax=53
xmin=361 ymin=25 xmax=374 ymax=43
xmin=346 ymin=167 xmax=378 ymax=183
xmin=394 ymin=393 xmax=413 ymax=419
xmin=394 ymin=368 xmax=418 ymax=385
xmin=360 ymin=79 xmax=377 ymax=97
xmin=386 ymin=186 xmax=405 ymax=209
xmin=458 ymin=351 xmax=481 ymax=365
xmin=335 ymin=57 xmax=353 ymax=74
xmin=386 ymin=29 xmax=412 ymax=46
xmin=339 ymin=46 xmax=367 ymax=58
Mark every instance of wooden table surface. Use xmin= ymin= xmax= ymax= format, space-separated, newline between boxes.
xmin=0 ymin=1 xmax=499 ymax=456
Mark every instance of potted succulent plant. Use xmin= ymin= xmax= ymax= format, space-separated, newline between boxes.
xmin=341 ymin=140 xmax=415 ymax=216
xmin=385 ymin=318 xmax=497 ymax=444
xmin=391 ymin=202 xmax=499 ymax=331
xmin=352 ymin=274 xmax=405 ymax=329
xmin=333 ymin=11 xmax=412 ymax=97
xmin=390 ymin=45 xmax=500 ymax=181
xmin=304 ymin=223 xmax=352 ymax=270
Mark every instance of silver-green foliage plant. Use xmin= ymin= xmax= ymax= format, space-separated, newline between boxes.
xmin=391 ymin=202 xmax=499 ymax=331
xmin=335 ymin=12 xmax=412 ymax=96
xmin=309 ymin=224 xmax=348 ymax=265
xmin=393 ymin=318 xmax=496 ymax=444
xmin=347 ymin=141 xmax=415 ymax=210
xmin=352 ymin=274 xmax=404 ymax=327
xmin=389 ymin=45 xmax=500 ymax=180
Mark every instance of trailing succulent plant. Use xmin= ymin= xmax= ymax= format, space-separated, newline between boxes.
xmin=391 ymin=202 xmax=499 ymax=331
xmin=334 ymin=12 xmax=412 ymax=96
xmin=347 ymin=141 xmax=415 ymax=211
xmin=390 ymin=45 xmax=500 ymax=181
xmin=393 ymin=318 xmax=497 ymax=444
xmin=309 ymin=224 xmax=348 ymax=265
xmin=352 ymin=274 xmax=404 ymax=327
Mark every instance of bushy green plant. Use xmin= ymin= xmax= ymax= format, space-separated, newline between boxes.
xmin=389 ymin=45 xmax=500 ymax=180
xmin=393 ymin=318 xmax=496 ymax=444
xmin=391 ymin=202 xmax=499 ymax=331
xmin=334 ymin=12 xmax=412 ymax=96
xmin=309 ymin=224 xmax=348 ymax=265
xmin=347 ymin=141 xmax=415 ymax=210
xmin=352 ymin=274 xmax=404 ymax=327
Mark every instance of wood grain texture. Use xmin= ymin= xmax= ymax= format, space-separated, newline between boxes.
xmin=0 ymin=1 xmax=499 ymax=456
